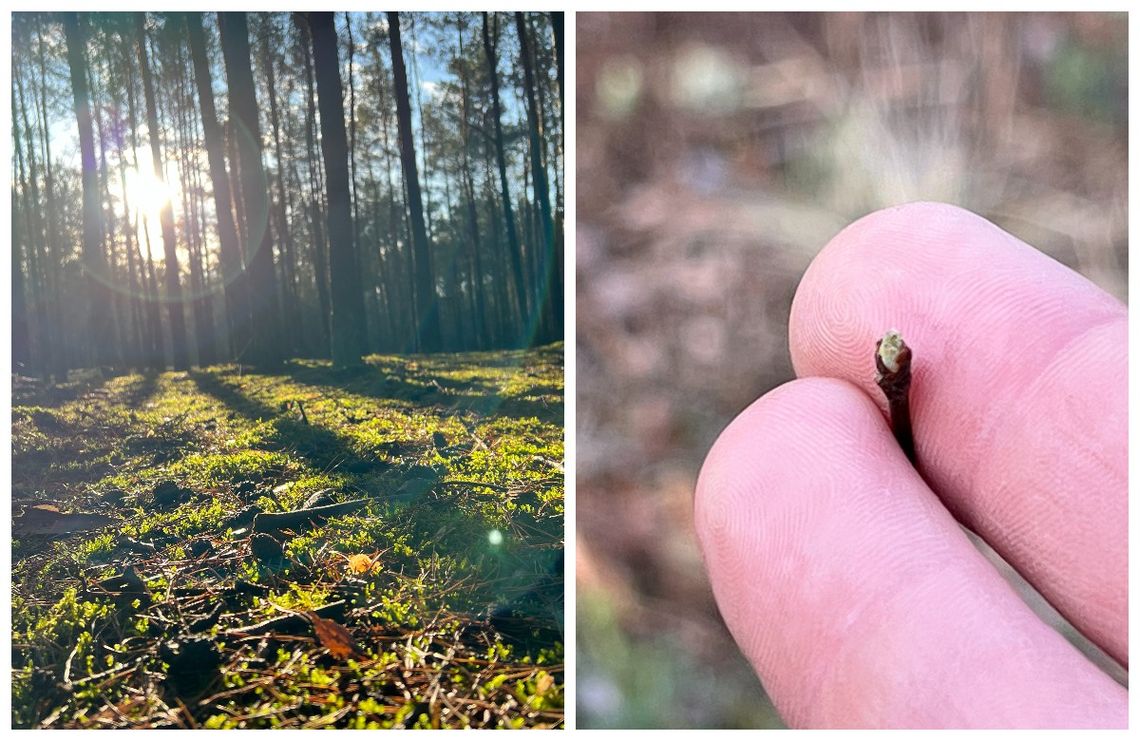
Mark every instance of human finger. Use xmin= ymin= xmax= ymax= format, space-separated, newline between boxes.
xmin=694 ymin=377 xmax=1126 ymax=728
xmin=787 ymin=202 xmax=1126 ymax=665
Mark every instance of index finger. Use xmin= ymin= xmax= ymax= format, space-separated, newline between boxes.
xmin=788 ymin=202 xmax=1126 ymax=666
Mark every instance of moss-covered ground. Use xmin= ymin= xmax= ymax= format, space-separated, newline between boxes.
xmin=12 ymin=344 xmax=564 ymax=729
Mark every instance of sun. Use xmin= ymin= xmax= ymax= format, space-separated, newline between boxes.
xmin=123 ymin=165 xmax=176 ymax=259
xmin=124 ymin=166 xmax=173 ymax=219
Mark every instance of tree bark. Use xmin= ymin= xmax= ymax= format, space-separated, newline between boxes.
xmin=515 ymin=13 xmax=559 ymax=345
xmin=483 ymin=13 xmax=527 ymax=342
xmin=307 ymin=12 xmax=366 ymax=367
xmin=115 ymin=135 xmax=147 ymax=370
xmin=295 ymin=14 xmax=332 ymax=354
xmin=345 ymin=14 xmax=363 ymax=303
xmin=370 ymin=35 xmax=411 ymax=350
xmin=36 ymin=17 xmax=66 ymax=377
xmin=88 ymin=58 xmax=127 ymax=369
xmin=170 ymin=39 xmax=214 ymax=366
xmin=14 ymin=68 xmax=47 ymax=375
xmin=12 ymin=87 xmax=32 ymax=372
xmin=189 ymin=10 xmax=249 ymax=357
xmin=65 ymin=13 xmax=116 ymax=369
xmin=457 ymin=18 xmax=487 ymax=348
xmin=258 ymin=13 xmax=303 ymax=356
xmin=122 ymin=38 xmax=166 ymax=370
xmin=218 ymin=11 xmax=282 ymax=367
xmin=551 ymin=12 xmax=564 ymax=109
xmin=388 ymin=12 xmax=441 ymax=353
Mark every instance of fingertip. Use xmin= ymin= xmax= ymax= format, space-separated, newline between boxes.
xmin=695 ymin=376 xmax=908 ymax=719
xmin=695 ymin=376 xmax=885 ymax=559
xmin=788 ymin=201 xmax=1000 ymax=380
xmin=788 ymin=200 xmax=1119 ymax=384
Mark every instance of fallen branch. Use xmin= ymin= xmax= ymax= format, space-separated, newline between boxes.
xmin=439 ymin=480 xmax=509 ymax=492
xmin=531 ymin=455 xmax=564 ymax=473
xmin=252 ymin=499 xmax=368 ymax=533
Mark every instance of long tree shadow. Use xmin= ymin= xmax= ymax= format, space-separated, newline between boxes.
xmin=278 ymin=355 xmax=564 ymax=425
xmin=188 ymin=368 xmax=562 ymax=629
xmin=11 ymin=370 xmax=165 ymax=507
xmin=190 ymin=370 xmax=385 ymax=476
xmin=189 ymin=369 xmax=497 ymax=557
xmin=116 ymin=370 xmax=162 ymax=408
xmin=12 ymin=368 xmax=117 ymax=408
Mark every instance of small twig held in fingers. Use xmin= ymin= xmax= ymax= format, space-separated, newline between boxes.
xmin=875 ymin=330 xmax=916 ymax=464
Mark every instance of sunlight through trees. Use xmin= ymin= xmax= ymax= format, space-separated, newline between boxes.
xmin=13 ymin=11 xmax=565 ymax=375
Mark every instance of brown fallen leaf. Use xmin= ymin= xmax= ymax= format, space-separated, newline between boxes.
xmin=304 ymin=611 xmax=368 ymax=660
xmin=14 ymin=504 xmax=114 ymax=535
xmin=346 ymin=552 xmax=381 ymax=575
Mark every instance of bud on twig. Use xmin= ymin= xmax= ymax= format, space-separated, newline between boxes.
xmin=875 ymin=330 xmax=915 ymax=464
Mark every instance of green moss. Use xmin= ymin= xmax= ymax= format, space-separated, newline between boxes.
xmin=13 ymin=345 xmax=564 ymax=728
xmin=75 ymin=532 xmax=116 ymax=562
xmin=23 ymin=588 xmax=112 ymax=650
xmin=169 ymin=450 xmax=292 ymax=488
xmin=265 ymin=583 xmax=332 ymax=613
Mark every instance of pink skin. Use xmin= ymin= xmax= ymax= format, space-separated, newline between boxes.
xmin=694 ymin=203 xmax=1127 ymax=728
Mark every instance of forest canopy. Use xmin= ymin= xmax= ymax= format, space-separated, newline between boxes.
xmin=12 ymin=11 xmax=565 ymax=375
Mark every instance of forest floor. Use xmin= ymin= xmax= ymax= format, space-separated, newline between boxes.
xmin=12 ymin=344 xmax=564 ymax=729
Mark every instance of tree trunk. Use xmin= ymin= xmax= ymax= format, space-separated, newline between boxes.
xmin=187 ymin=77 xmax=219 ymax=366
xmin=408 ymin=23 xmax=434 ymax=245
xmin=551 ymin=12 xmax=564 ymax=109
xmin=13 ymin=217 xmax=31 ymax=372
xmin=140 ymin=216 xmax=163 ymax=363
xmin=88 ymin=60 xmax=128 ymax=369
xmin=36 ymin=17 xmax=66 ymax=378
xmin=280 ymin=97 xmax=313 ymax=353
xmin=92 ymin=28 xmax=144 ymax=370
xmin=345 ymin=14 xmax=363 ymax=304
xmin=258 ymin=13 xmax=303 ymax=356
xmin=515 ymin=12 xmax=559 ymax=345
xmin=170 ymin=42 xmax=213 ymax=366
xmin=482 ymin=148 xmax=509 ymax=347
xmin=122 ymin=37 xmax=166 ymax=370
xmin=371 ymin=39 xmax=411 ymax=351
xmin=65 ymin=12 xmax=116 ymax=369
xmin=366 ymin=164 xmax=394 ymax=349
xmin=14 ymin=69 xmax=47 ymax=375
xmin=115 ymin=141 xmax=147 ymax=370
xmin=134 ymin=12 xmax=189 ymax=370
xmin=295 ymin=14 xmax=332 ymax=354
xmin=483 ymin=13 xmax=527 ymax=343
xmin=457 ymin=18 xmax=487 ymax=349
xmin=307 ymin=12 xmax=366 ymax=367
xmin=218 ymin=11 xmax=282 ymax=367
xmin=12 ymin=88 xmax=32 ymax=372
xmin=388 ymin=12 xmax=441 ymax=353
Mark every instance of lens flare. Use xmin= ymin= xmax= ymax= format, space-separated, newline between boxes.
xmin=124 ymin=166 xmax=174 ymax=224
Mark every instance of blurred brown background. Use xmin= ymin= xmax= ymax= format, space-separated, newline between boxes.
xmin=575 ymin=12 xmax=1127 ymax=729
